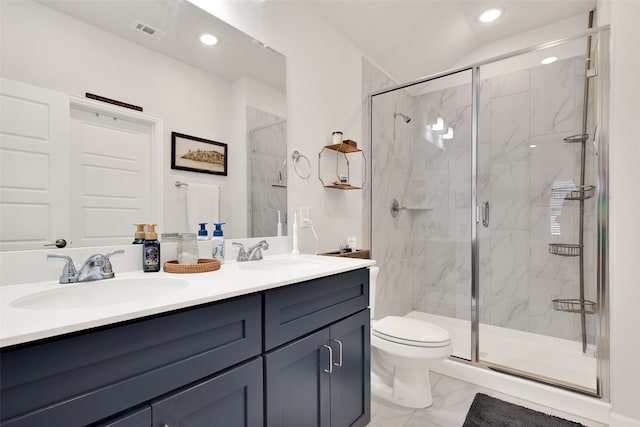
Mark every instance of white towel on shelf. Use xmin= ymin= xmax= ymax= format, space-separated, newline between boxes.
xmin=186 ymin=183 xmax=219 ymax=233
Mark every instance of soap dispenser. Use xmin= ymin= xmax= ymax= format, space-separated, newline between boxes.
xmin=197 ymin=222 xmax=209 ymax=240
xmin=132 ymin=223 xmax=146 ymax=244
xmin=143 ymin=223 xmax=161 ymax=272
xmin=211 ymin=222 xmax=226 ymax=263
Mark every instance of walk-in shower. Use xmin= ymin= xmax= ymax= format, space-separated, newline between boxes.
xmin=368 ymin=27 xmax=609 ymax=398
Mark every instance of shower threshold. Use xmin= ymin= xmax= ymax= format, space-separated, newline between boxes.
xmin=406 ymin=311 xmax=597 ymax=393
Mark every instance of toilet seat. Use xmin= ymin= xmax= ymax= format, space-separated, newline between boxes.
xmin=372 ymin=316 xmax=451 ymax=348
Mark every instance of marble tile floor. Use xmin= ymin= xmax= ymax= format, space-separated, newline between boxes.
xmin=367 ymin=372 xmax=607 ymax=427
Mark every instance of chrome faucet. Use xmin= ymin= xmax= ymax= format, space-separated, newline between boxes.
xmin=232 ymin=240 xmax=269 ymax=262
xmin=47 ymin=250 xmax=124 ymax=283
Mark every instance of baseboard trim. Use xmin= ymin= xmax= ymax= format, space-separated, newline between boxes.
xmin=611 ymin=412 xmax=640 ymax=427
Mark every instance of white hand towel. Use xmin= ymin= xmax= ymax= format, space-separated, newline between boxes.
xmin=186 ymin=183 xmax=219 ymax=233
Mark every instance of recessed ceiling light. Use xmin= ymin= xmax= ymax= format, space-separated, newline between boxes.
xmin=478 ymin=8 xmax=503 ymax=23
xmin=199 ymin=33 xmax=218 ymax=46
xmin=541 ymin=56 xmax=558 ymax=65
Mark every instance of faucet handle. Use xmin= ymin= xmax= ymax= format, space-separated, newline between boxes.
xmin=232 ymin=242 xmax=246 ymax=261
xmin=103 ymin=249 xmax=124 ymax=277
xmin=47 ymin=254 xmax=78 ymax=283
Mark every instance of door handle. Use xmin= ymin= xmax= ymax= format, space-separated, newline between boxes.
xmin=332 ymin=339 xmax=343 ymax=367
xmin=44 ymin=238 xmax=67 ymax=248
xmin=322 ymin=344 xmax=333 ymax=374
xmin=481 ymin=201 xmax=490 ymax=228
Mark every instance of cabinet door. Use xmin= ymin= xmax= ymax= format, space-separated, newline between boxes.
xmin=265 ymin=329 xmax=331 ymax=427
xmin=329 ymin=310 xmax=370 ymax=427
xmin=151 ymin=357 xmax=263 ymax=427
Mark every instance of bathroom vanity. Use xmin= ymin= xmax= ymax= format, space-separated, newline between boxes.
xmin=0 ymin=255 xmax=372 ymax=427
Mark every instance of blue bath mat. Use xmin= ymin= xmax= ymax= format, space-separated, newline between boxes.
xmin=463 ymin=393 xmax=587 ymax=427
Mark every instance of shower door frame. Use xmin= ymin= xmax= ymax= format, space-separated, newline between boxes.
xmin=368 ymin=26 xmax=610 ymax=400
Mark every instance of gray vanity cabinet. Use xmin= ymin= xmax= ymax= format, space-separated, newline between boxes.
xmin=0 ymin=267 xmax=370 ymax=427
xmin=264 ymin=268 xmax=370 ymax=427
xmin=265 ymin=310 xmax=370 ymax=427
xmin=0 ymin=294 xmax=262 ymax=427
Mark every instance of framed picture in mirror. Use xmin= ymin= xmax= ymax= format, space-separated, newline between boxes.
xmin=171 ymin=132 xmax=227 ymax=176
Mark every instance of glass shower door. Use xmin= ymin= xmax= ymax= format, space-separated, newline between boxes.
xmin=370 ymin=69 xmax=473 ymax=361
xmin=476 ymin=35 xmax=599 ymax=392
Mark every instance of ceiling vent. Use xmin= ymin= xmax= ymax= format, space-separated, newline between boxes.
xmin=131 ymin=20 xmax=166 ymax=40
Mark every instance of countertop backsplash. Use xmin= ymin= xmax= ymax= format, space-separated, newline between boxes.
xmin=0 ymin=236 xmax=292 ymax=287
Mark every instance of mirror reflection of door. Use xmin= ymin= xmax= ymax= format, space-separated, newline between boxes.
xmin=70 ymin=107 xmax=153 ymax=248
xmin=0 ymin=78 xmax=70 ymax=251
xmin=247 ymin=107 xmax=287 ymax=238
xmin=0 ymin=78 xmax=156 ymax=250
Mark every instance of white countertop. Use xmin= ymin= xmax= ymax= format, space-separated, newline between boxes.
xmin=0 ymin=253 xmax=375 ymax=348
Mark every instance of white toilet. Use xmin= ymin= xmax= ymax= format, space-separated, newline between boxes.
xmin=369 ymin=266 xmax=452 ymax=408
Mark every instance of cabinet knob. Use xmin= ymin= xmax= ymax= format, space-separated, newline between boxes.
xmin=332 ymin=339 xmax=343 ymax=367
xmin=322 ymin=344 xmax=333 ymax=374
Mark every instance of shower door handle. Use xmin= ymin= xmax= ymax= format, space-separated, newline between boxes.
xmin=481 ymin=201 xmax=490 ymax=228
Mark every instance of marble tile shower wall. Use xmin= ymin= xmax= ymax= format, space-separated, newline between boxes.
xmin=365 ymin=58 xmax=416 ymax=319
xmin=247 ymin=107 xmax=287 ymax=238
xmin=368 ymin=56 xmax=597 ymax=343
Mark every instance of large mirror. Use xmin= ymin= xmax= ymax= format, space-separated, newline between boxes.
xmin=0 ymin=0 xmax=286 ymax=251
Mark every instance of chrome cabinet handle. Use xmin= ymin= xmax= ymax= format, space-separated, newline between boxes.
xmin=332 ymin=339 xmax=343 ymax=367
xmin=322 ymin=344 xmax=333 ymax=374
xmin=481 ymin=201 xmax=490 ymax=228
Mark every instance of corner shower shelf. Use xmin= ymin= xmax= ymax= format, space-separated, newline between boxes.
xmin=563 ymin=133 xmax=589 ymax=143
xmin=553 ymin=299 xmax=597 ymax=315
xmin=555 ymin=185 xmax=596 ymax=200
xmin=549 ymin=243 xmax=582 ymax=257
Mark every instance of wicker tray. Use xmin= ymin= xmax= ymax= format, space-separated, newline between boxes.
xmin=320 ymin=249 xmax=370 ymax=259
xmin=163 ymin=258 xmax=221 ymax=273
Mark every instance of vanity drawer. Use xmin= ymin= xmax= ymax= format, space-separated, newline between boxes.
xmin=263 ymin=268 xmax=369 ymax=350
xmin=0 ymin=293 xmax=261 ymax=427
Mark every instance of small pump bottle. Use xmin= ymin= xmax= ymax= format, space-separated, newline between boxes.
xmin=197 ymin=222 xmax=209 ymax=240
xmin=132 ymin=223 xmax=146 ymax=244
xmin=211 ymin=222 xmax=226 ymax=263
xmin=143 ymin=223 xmax=161 ymax=272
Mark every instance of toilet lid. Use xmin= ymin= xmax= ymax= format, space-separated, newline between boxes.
xmin=372 ymin=316 xmax=450 ymax=345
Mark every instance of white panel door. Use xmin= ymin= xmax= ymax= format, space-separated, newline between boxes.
xmin=70 ymin=107 xmax=152 ymax=247
xmin=0 ymin=78 xmax=70 ymax=251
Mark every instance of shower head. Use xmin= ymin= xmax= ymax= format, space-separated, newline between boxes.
xmin=393 ymin=112 xmax=411 ymax=123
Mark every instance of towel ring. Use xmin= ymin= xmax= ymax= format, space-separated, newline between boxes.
xmin=291 ymin=150 xmax=311 ymax=179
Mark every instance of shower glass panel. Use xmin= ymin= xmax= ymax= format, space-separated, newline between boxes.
xmin=247 ymin=107 xmax=287 ymax=238
xmin=370 ymin=70 xmax=473 ymax=361
xmin=476 ymin=34 xmax=599 ymax=393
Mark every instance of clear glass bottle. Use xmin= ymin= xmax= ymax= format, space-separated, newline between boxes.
xmin=177 ymin=233 xmax=198 ymax=265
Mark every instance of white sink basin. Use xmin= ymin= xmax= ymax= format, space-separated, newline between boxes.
xmin=237 ymin=258 xmax=328 ymax=272
xmin=10 ymin=278 xmax=189 ymax=311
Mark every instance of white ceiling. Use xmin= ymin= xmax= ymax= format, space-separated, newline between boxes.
xmin=306 ymin=0 xmax=596 ymax=83
xmin=37 ymin=0 xmax=595 ymax=91
xmin=36 ymin=0 xmax=286 ymax=91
